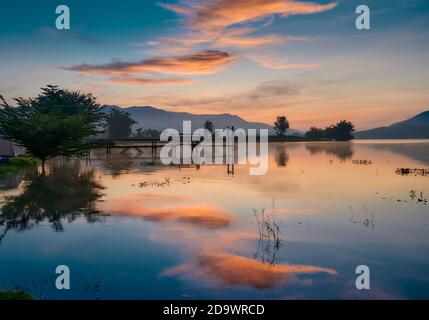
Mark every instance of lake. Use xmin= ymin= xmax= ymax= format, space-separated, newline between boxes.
xmin=0 ymin=140 xmax=428 ymax=300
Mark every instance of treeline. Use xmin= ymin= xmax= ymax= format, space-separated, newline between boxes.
xmin=106 ymin=110 xmax=355 ymax=142
xmin=304 ymin=120 xmax=355 ymax=141
xmin=273 ymin=116 xmax=355 ymax=141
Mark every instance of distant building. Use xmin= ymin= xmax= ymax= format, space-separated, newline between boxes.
xmin=0 ymin=138 xmax=24 ymax=157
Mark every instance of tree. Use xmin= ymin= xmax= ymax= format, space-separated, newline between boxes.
xmin=134 ymin=127 xmax=144 ymax=138
xmin=322 ymin=121 xmax=355 ymax=141
xmin=332 ymin=120 xmax=355 ymax=141
xmin=0 ymin=85 xmax=105 ymax=173
xmin=143 ymin=129 xmax=161 ymax=139
xmin=274 ymin=116 xmax=290 ymax=137
xmin=204 ymin=120 xmax=215 ymax=134
xmin=323 ymin=125 xmax=335 ymax=141
xmin=105 ymin=108 xmax=137 ymax=139
xmin=305 ymin=127 xmax=324 ymax=140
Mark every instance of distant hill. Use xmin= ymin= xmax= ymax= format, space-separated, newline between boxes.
xmin=102 ymin=105 xmax=304 ymax=136
xmin=355 ymin=111 xmax=429 ymax=139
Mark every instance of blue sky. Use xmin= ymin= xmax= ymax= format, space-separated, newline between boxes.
xmin=1 ymin=0 xmax=429 ymax=130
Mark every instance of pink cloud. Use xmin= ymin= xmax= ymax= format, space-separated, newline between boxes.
xmin=108 ymin=77 xmax=196 ymax=86
xmin=159 ymin=0 xmax=338 ymax=31
xmin=64 ymin=50 xmax=236 ymax=75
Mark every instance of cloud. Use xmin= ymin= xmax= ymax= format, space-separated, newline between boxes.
xmin=245 ymin=52 xmax=321 ymax=70
xmin=248 ymin=80 xmax=301 ymax=99
xmin=149 ymin=28 xmax=307 ymax=50
xmin=159 ymin=0 xmax=337 ymax=31
xmin=64 ymin=50 xmax=235 ymax=75
xmin=108 ymin=77 xmax=196 ymax=86
xmin=154 ymin=1 xmax=336 ymax=69
xmin=215 ymin=28 xmax=308 ymax=48
xmin=162 ymin=251 xmax=337 ymax=289
xmin=145 ymin=79 xmax=300 ymax=110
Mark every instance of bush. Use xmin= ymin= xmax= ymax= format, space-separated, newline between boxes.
xmin=0 ymin=289 xmax=34 ymax=300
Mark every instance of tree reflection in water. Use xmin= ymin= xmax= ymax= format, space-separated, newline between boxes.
xmin=275 ymin=146 xmax=289 ymax=167
xmin=0 ymin=160 xmax=106 ymax=243
xmin=305 ymin=142 xmax=354 ymax=162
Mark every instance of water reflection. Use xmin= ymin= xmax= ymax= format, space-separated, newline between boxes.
xmin=108 ymin=194 xmax=232 ymax=229
xmin=275 ymin=146 xmax=289 ymax=167
xmin=305 ymin=142 xmax=354 ymax=161
xmin=93 ymin=149 xmax=134 ymax=177
xmin=0 ymin=161 xmax=105 ymax=243
xmin=361 ymin=141 xmax=429 ymax=164
xmin=0 ymin=141 xmax=429 ymax=299
xmin=162 ymin=251 xmax=337 ymax=290
xmin=0 ymin=170 xmax=33 ymax=190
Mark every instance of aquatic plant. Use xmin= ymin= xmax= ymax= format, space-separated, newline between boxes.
xmin=253 ymin=199 xmax=284 ymax=266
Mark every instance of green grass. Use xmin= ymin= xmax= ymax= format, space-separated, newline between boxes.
xmin=0 ymin=289 xmax=34 ymax=300
xmin=0 ymin=156 xmax=38 ymax=177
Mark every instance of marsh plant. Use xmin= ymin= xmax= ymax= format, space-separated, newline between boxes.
xmin=253 ymin=200 xmax=283 ymax=266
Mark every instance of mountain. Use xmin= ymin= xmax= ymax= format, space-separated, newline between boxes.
xmin=102 ymin=105 xmax=304 ymax=136
xmin=355 ymin=111 xmax=429 ymax=139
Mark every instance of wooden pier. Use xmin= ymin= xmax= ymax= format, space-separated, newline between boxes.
xmin=99 ymin=138 xmax=203 ymax=156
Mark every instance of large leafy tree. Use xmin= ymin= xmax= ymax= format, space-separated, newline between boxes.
xmin=105 ymin=108 xmax=137 ymax=139
xmin=0 ymin=85 xmax=105 ymax=173
xmin=331 ymin=120 xmax=355 ymax=141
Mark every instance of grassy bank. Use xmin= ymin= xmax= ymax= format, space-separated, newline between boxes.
xmin=0 ymin=289 xmax=34 ymax=300
xmin=0 ymin=156 xmax=38 ymax=177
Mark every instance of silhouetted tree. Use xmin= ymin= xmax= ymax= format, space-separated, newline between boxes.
xmin=331 ymin=120 xmax=355 ymax=141
xmin=0 ymin=86 xmax=105 ymax=174
xmin=143 ymin=129 xmax=161 ymax=139
xmin=274 ymin=116 xmax=290 ymax=137
xmin=305 ymin=127 xmax=324 ymax=140
xmin=105 ymin=109 xmax=137 ymax=139
xmin=324 ymin=125 xmax=335 ymax=141
xmin=204 ymin=120 xmax=215 ymax=134
xmin=133 ymin=127 xmax=146 ymax=138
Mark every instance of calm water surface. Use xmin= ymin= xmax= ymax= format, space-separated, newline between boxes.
xmin=0 ymin=140 xmax=428 ymax=299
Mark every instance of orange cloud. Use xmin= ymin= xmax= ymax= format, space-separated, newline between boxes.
xmin=162 ymin=251 xmax=337 ymax=289
xmin=216 ymin=34 xmax=306 ymax=48
xmin=160 ymin=0 xmax=337 ymax=31
xmin=154 ymin=1 xmax=335 ymax=69
xmin=245 ymin=52 xmax=321 ymax=69
xmin=108 ymin=77 xmax=196 ymax=86
xmin=64 ymin=50 xmax=235 ymax=75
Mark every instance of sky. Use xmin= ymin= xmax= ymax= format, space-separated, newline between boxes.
xmin=0 ymin=0 xmax=429 ymax=131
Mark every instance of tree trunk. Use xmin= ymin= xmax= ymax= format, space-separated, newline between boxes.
xmin=41 ymin=159 xmax=46 ymax=176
